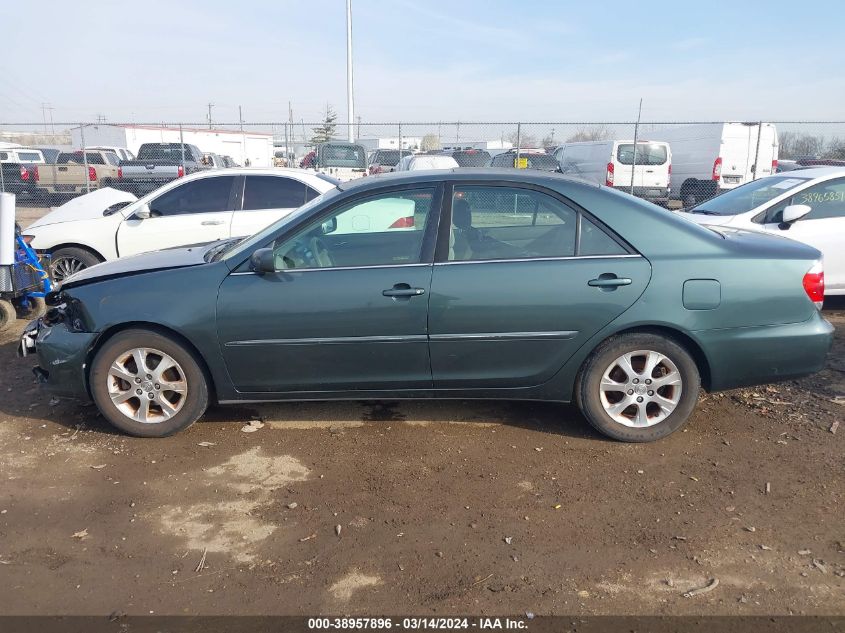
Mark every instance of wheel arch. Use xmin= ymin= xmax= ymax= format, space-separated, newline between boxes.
xmin=582 ymin=324 xmax=712 ymax=391
xmin=48 ymin=243 xmax=107 ymax=262
xmin=83 ymin=321 xmax=218 ymax=402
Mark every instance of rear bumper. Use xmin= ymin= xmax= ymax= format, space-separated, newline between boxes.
xmin=695 ymin=311 xmax=834 ymax=391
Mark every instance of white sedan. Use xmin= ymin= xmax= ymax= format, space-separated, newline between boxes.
xmin=23 ymin=168 xmax=338 ymax=281
xmin=679 ymin=167 xmax=845 ymax=295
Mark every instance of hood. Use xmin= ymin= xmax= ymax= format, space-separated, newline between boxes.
xmin=60 ymin=244 xmax=209 ymax=289
xmin=673 ymin=210 xmax=738 ymax=226
xmin=27 ymin=187 xmax=137 ymax=228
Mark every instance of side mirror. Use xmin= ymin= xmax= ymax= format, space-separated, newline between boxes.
xmin=250 ymin=248 xmax=276 ymax=274
xmin=133 ymin=203 xmax=151 ymax=220
xmin=781 ymin=204 xmax=811 ymax=224
xmin=319 ymin=217 xmax=337 ymax=235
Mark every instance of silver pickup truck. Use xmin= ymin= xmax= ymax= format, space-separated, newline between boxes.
xmin=117 ymin=143 xmax=208 ymax=196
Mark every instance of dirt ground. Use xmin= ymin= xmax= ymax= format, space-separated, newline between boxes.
xmin=0 ymin=205 xmax=842 ymax=617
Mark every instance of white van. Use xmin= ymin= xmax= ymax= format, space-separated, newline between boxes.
xmin=555 ymin=140 xmax=671 ymax=204
xmin=646 ymin=122 xmax=778 ymax=206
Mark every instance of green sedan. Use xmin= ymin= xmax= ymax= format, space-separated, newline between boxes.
xmin=19 ymin=169 xmax=833 ymax=441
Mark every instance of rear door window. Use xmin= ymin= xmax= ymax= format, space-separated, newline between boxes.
xmin=447 ymin=185 xmax=629 ymax=261
xmin=243 ymin=175 xmax=307 ymax=210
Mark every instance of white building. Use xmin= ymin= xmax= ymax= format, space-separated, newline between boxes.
xmin=357 ymin=137 xmax=422 ymax=151
xmin=441 ymin=139 xmax=513 ymax=151
xmin=70 ymin=124 xmax=274 ymax=167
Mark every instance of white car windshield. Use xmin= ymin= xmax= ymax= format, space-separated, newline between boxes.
xmin=689 ymin=176 xmax=811 ymax=216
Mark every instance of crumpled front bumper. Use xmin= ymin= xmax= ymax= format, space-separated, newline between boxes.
xmin=19 ymin=317 xmax=97 ymax=400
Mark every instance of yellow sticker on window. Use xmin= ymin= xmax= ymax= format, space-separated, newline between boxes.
xmin=514 ymin=157 xmax=528 ymax=169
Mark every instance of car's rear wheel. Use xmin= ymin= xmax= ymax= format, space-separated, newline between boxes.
xmin=90 ymin=329 xmax=209 ymax=437
xmin=576 ymin=333 xmax=700 ymax=442
xmin=51 ymin=247 xmax=103 ymax=283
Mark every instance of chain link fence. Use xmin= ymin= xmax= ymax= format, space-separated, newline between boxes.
xmin=2 ymin=121 xmax=845 ymax=207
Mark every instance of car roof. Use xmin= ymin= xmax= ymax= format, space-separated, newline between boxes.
xmin=337 ymin=168 xmax=598 ymax=192
xmin=765 ymin=166 xmax=845 ymax=180
xmin=178 ymin=167 xmax=336 ymax=189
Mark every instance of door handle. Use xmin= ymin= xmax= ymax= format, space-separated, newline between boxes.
xmin=201 ymin=220 xmax=225 ymax=226
xmin=588 ymin=274 xmax=632 ymax=288
xmin=383 ymin=283 xmax=426 ymax=298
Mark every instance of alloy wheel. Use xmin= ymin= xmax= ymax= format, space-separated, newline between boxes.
xmin=52 ymin=256 xmax=87 ymax=282
xmin=598 ymin=349 xmax=683 ymax=427
xmin=107 ymin=347 xmax=188 ymax=424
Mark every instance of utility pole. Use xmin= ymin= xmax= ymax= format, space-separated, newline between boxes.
xmin=630 ymin=98 xmax=643 ymax=195
xmin=207 ymin=103 xmax=214 ymax=129
xmin=48 ymin=105 xmax=54 ymax=134
xmin=345 ymin=0 xmax=355 ymax=142
xmin=238 ymin=105 xmax=243 ymax=132
xmin=357 ymin=115 xmax=362 ymax=141
xmin=41 ymin=103 xmax=49 ymax=134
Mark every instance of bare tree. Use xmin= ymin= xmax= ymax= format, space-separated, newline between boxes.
xmin=565 ymin=125 xmax=612 ymax=143
xmin=420 ymin=133 xmax=441 ymax=152
xmin=505 ymin=131 xmax=538 ymax=148
xmin=779 ymin=131 xmax=826 ymax=159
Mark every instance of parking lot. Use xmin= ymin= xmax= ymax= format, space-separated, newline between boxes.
xmin=0 ymin=205 xmax=843 ymax=616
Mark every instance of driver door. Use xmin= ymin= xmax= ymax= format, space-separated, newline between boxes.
xmin=116 ymin=176 xmax=237 ymax=257
xmin=216 ymin=186 xmax=440 ymax=394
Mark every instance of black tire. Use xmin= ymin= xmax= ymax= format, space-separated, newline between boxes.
xmin=575 ymin=332 xmax=700 ymax=442
xmin=15 ymin=297 xmax=46 ymax=319
xmin=50 ymin=247 xmax=103 ymax=283
xmin=0 ymin=299 xmax=16 ymax=332
xmin=90 ymin=329 xmax=209 ymax=437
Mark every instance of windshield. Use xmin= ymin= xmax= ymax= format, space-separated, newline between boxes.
xmin=452 ymin=150 xmax=491 ymax=167
xmin=689 ymin=176 xmax=811 ymax=215
xmin=617 ymin=143 xmax=667 ymax=165
xmin=221 ymin=187 xmax=341 ymax=262
xmin=318 ymin=144 xmax=367 ymax=168
xmin=137 ymin=144 xmax=192 ymax=161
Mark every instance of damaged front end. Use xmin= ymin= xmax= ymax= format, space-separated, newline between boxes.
xmin=18 ymin=291 xmax=98 ymax=400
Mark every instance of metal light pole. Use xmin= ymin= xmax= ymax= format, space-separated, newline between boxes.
xmin=630 ymin=98 xmax=642 ymax=195
xmin=346 ymin=0 xmax=355 ymax=142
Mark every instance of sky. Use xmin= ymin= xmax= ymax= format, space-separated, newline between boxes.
xmin=1 ymin=0 xmax=844 ymax=127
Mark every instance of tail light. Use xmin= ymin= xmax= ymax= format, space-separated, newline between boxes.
xmin=667 ymin=163 xmax=671 ymax=186
xmin=605 ymin=162 xmax=614 ymax=186
xmin=88 ymin=166 xmax=97 ymax=182
xmin=177 ymin=165 xmax=185 ymax=178
xmin=771 ymin=159 xmax=778 ymax=172
xmin=388 ymin=216 xmax=415 ymax=229
xmin=33 ymin=166 xmax=39 ymax=182
xmin=21 ymin=234 xmax=34 ymax=245
xmin=20 ymin=165 xmax=29 ymax=181
xmin=712 ymin=157 xmax=722 ymax=181
xmin=802 ymin=262 xmax=825 ymax=309
xmin=117 ymin=166 xmax=123 ymax=179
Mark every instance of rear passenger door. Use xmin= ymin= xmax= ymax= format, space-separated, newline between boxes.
xmin=428 ymin=183 xmax=652 ymax=388
xmin=230 ymin=175 xmax=318 ymax=237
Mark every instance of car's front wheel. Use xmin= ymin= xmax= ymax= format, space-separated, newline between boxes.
xmin=90 ymin=329 xmax=209 ymax=437
xmin=576 ymin=333 xmax=700 ymax=442
xmin=51 ymin=247 xmax=103 ymax=283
